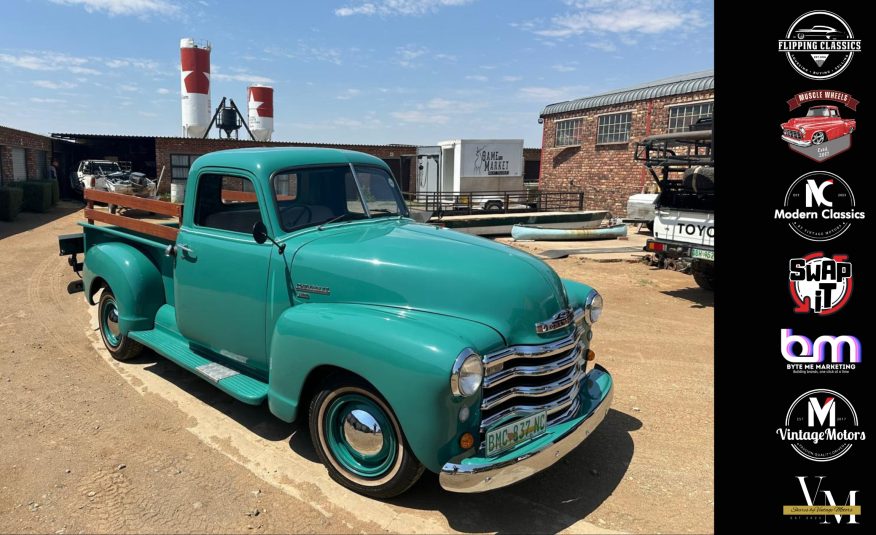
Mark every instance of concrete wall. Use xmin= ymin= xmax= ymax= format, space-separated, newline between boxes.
xmin=0 ymin=125 xmax=53 ymax=185
xmin=539 ymin=90 xmax=714 ymax=216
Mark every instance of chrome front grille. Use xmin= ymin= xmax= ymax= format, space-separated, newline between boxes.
xmin=783 ymin=128 xmax=802 ymax=139
xmin=480 ymin=328 xmax=585 ymax=432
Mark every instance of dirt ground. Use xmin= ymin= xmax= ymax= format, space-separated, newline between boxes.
xmin=0 ymin=203 xmax=713 ymax=534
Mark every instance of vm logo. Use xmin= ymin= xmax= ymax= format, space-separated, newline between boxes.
xmin=805 ymin=179 xmax=833 ymax=207
xmin=807 ymin=397 xmax=835 ymax=427
xmin=796 ymin=476 xmax=860 ymax=525
xmin=781 ymin=329 xmax=861 ymax=363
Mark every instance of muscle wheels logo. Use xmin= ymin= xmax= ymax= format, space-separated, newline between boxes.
xmin=780 ymin=92 xmax=858 ymax=162
xmin=784 ymin=476 xmax=861 ymax=525
xmin=774 ymin=171 xmax=863 ymax=241
xmin=777 ymin=389 xmax=865 ymax=462
xmin=778 ymin=11 xmax=861 ymax=79
xmin=789 ymin=253 xmax=852 ymax=314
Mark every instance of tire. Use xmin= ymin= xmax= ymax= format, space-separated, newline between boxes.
xmin=98 ymin=289 xmax=144 ymax=361
xmin=646 ymin=221 xmax=654 ymax=232
xmin=692 ymin=270 xmax=714 ymax=291
xmin=109 ymin=204 xmax=117 ymax=215
xmin=309 ymin=375 xmax=425 ymax=498
xmin=811 ymin=131 xmax=826 ymax=145
xmin=682 ymin=166 xmax=715 ymax=193
xmin=484 ymin=201 xmax=503 ymax=211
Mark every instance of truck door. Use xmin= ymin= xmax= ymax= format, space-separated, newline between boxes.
xmin=174 ymin=172 xmax=272 ymax=375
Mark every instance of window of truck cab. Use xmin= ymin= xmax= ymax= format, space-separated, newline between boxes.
xmin=193 ymin=173 xmax=265 ymax=235
xmin=270 ymin=164 xmax=407 ymax=233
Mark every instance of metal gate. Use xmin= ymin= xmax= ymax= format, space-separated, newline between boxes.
xmin=11 ymin=148 xmax=27 ymax=181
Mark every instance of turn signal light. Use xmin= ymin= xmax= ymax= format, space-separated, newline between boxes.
xmin=460 ymin=432 xmax=475 ymax=450
xmin=586 ymin=349 xmax=596 ymax=361
xmin=647 ymin=242 xmax=665 ymax=252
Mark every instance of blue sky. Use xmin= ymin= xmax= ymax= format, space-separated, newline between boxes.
xmin=0 ymin=0 xmax=713 ymax=146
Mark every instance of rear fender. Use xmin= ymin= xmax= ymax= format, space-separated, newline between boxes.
xmin=266 ymin=303 xmax=503 ymax=473
xmin=84 ymin=242 xmax=164 ymax=334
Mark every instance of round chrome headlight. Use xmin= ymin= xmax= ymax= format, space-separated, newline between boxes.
xmin=585 ymin=291 xmax=604 ymax=324
xmin=800 ymin=127 xmax=806 ymax=135
xmin=450 ymin=349 xmax=484 ymax=398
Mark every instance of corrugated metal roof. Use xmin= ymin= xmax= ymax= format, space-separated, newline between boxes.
xmin=50 ymin=132 xmax=416 ymax=149
xmin=540 ymin=69 xmax=714 ymax=117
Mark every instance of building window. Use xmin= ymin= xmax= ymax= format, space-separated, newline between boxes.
xmin=171 ymin=154 xmax=199 ymax=181
xmin=596 ymin=112 xmax=632 ymax=144
xmin=668 ymin=101 xmax=713 ymax=133
xmin=554 ymin=118 xmax=583 ymax=147
xmin=36 ymin=150 xmax=48 ymax=179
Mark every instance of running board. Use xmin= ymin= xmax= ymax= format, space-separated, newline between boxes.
xmin=128 ymin=329 xmax=268 ymax=405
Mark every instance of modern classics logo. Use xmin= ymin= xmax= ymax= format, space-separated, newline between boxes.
xmin=780 ymin=92 xmax=857 ymax=162
xmin=774 ymin=171 xmax=863 ymax=241
xmin=784 ymin=476 xmax=861 ymax=524
xmin=777 ymin=389 xmax=865 ymax=462
xmin=778 ymin=11 xmax=861 ymax=79
xmin=789 ymin=253 xmax=852 ymax=314
xmin=781 ymin=329 xmax=860 ymax=374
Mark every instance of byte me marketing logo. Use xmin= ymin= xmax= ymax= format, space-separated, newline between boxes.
xmin=778 ymin=11 xmax=861 ymax=79
xmin=789 ymin=253 xmax=852 ymax=315
xmin=775 ymin=171 xmax=864 ymax=241
xmin=777 ymin=389 xmax=865 ymax=462
xmin=781 ymin=329 xmax=860 ymax=374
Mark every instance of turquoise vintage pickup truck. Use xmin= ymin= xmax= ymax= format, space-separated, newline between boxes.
xmin=59 ymin=148 xmax=613 ymax=498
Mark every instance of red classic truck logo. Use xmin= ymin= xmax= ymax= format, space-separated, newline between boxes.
xmin=780 ymin=102 xmax=856 ymax=162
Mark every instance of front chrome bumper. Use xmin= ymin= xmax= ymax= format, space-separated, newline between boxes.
xmin=781 ymin=135 xmax=812 ymax=147
xmin=439 ymin=365 xmax=613 ymax=493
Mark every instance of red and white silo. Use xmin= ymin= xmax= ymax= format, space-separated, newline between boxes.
xmin=179 ymin=38 xmax=211 ymax=138
xmin=247 ymin=84 xmax=274 ymax=141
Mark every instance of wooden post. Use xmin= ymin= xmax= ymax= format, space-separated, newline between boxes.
xmin=578 ymin=192 xmax=584 ymax=211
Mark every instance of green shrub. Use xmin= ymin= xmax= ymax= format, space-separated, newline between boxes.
xmin=0 ymin=187 xmax=24 ymax=221
xmin=18 ymin=181 xmax=54 ymax=213
xmin=45 ymin=180 xmax=60 ymax=205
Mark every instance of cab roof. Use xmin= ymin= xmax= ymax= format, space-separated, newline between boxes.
xmin=188 ymin=147 xmax=390 ymax=179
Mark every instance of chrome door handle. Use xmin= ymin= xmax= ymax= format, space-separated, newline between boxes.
xmin=178 ymin=244 xmax=194 ymax=255
xmin=165 ymin=244 xmax=194 ymax=257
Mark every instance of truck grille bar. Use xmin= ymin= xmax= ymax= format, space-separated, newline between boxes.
xmin=783 ymin=129 xmax=802 ymax=140
xmin=480 ymin=327 xmax=586 ymax=432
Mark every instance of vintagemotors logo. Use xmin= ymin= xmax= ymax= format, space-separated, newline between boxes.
xmin=775 ymin=172 xmax=863 ymax=241
xmin=789 ymin=253 xmax=852 ymax=314
xmin=781 ymin=329 xmax=860 ymax=374
xmin=784 ymin=476 xmax=860 ymax=525
xmin=777 ymin=389 xmax=865 ymax=462
xmin=778 ymin=11 xmax=861 ymax=79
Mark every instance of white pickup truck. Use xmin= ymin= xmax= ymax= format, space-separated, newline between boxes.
xmin=635 ymin=131 xmax=714 ymax=290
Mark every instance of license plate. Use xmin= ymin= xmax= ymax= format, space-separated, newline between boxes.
xmin=691 ymin=248 xmax=714 ymax=261
xmin=485 ymin=411 xmax=548 ymax=457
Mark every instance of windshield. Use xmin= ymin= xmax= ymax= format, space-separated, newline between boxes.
xmin=271 ymin=164 xmax=408 ymax=232
xmin=94 ymin=162 xmax=121 ymax=174
xmin=806 ymin=107 xmax=831 ymax=117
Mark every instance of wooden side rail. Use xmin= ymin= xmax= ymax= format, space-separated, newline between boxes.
xmin=84 ymin=189 xmax=182 ymax=241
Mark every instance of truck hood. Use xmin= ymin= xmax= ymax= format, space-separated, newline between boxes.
xmin=290 ymin=219 xmax=573 ymax=346
xmin=782 ymin=117 xmax=840 ymax=129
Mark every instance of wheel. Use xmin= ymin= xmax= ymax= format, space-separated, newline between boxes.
xmin=646 ymin=221 xmax=654 ymax=232
xmin=98 ymin=289 xmax=144 ymax=361
xmin=109 ymin=204 xmax=117 ymax=215
xmin=692 ymin=270 xmax=714 ymax=291
xmin=797 ymin=32 xmax=804 ymax=39
xmin=309 ymin=376 xmax=424 ymax=498
xmin=811 ymin=131 xmax=826 ymax=145
xmin=484 ymin=201 xmax=503 ymax=211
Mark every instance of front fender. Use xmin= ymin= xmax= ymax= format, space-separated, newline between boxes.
xmin=562 ymin=278 xmax=595 ymax=310
xmin=84 ymin=242 xmax=164 ymax=334
xmin=267 ymin=303 xmax=504 ymax=473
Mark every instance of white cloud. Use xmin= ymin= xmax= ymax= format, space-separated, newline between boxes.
xmin=157 ymin=88 xmax=172 ymax=94
xmin=552 ymin=63 xmax=577 ymax=72
xmin=391 ymin=110 xmax=449 ymax=124
xmin=50 ymin=0 xmax=180 ymax=17
xmin=532 ymin=0 xmax=705 ymax=39
xmin=502 ymin=75 xmax=523 ymax=82
xmin=33 ymin=80 xmax=77 ymax=89
xmin=395 ymin=44 xmax=428 ymax=68
xmin=333 ymin=118 xmax=364 ymax=128
xmin=30 ymin=97 xmax=66 ymax=104
xmin=265 ymin=42 xmax=343 ymax=65
xmin=425 ymin=97 xmax=483 ymax=114
xmin=138 ymin=111 xmax=158 ymax=117
xmin=465 ymin=74 xmax=487 ymax=82
xmin=587 ymin=41 xmax=618 ymax=52
xmin=518 ymin=85 xmax=589 ymax=102
xmin=0 ymin=51 xmax=97 ymax=74
xmin=336 ymin=88 xmax=362 ymax=100
xmin=335 ymin=0 xmax=474 ymax=17
xmin=212 ymin=66 xmax=275 ymax=84
xmin=119 ymin=84 xmax=139 ymax=92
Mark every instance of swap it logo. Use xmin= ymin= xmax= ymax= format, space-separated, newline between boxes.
xmin=789 ymin=253 xmax=852 ymax=314
xmin=778 ymin=11 xmax=861 ymax=80
xmin=781 ymin=329 xmax=860 ymax=374
xmin=777 ymin=389 xmax=865 ymax=462
xmin=783 ymin=476 xmax=860 ymax=525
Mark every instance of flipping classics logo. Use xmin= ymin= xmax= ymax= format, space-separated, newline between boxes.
xmin=777 ymin=389 xmax=865 ymax=462
xmin=778 ymin=11 xmax=861 ymax=79
xmin=774 ymin=171 xmax=863 ymax=241
xmin=789 ymin=253 xmax=852 ymax=314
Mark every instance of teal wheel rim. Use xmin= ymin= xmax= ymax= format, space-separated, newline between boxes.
xmin=101 ymin=297 xmax=121 ymax=348
xmin=324 ymin=393 xmax=398 ymax=479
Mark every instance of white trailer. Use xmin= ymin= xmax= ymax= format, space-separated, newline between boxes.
xmin=435 ymin=139 xmax=525 ymax=210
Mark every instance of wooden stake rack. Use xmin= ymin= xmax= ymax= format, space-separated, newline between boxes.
xmin=84 ymin=189 xmax=183 ymax=242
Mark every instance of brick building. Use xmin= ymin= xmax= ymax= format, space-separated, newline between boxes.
xmin=0 ymin=125 xmax=53 ymax=186
xmin=538 ymin=70 xmax=713 ymax=216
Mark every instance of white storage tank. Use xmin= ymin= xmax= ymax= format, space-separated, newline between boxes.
xmin=247 ymin=84 xmax=274 ymax=141
xmin=180 ymin=38 xmax=211 ymax=138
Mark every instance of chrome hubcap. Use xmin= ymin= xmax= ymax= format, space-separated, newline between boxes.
xmin=342 ymin=409 xmax=384 ymax=456
xmin=106 ymin=307 xmax=120 ymax=338
xmin=812 ymin=132 xmax=825 ymax=144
